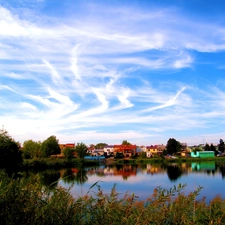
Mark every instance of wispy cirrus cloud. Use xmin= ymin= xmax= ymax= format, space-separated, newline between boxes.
xmin=0 ymin=2 xmax=225 ymax=146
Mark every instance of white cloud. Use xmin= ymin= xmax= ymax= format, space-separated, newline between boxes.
xmin=0 ymin=3 xmax=225 ymax=146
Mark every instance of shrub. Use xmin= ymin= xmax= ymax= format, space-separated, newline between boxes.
xmin=63 ymin=147 xmax=75 ymax=159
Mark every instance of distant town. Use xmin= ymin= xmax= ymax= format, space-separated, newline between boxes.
xmin=58 ymin=138 xmax=225 ymax=158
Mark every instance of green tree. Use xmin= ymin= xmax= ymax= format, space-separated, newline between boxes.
xmin=122 ymin=140 xmax=131 ymax=145
xmin=166 ymin=138 xmax=182 ymax=155
xmin=22 ymin=139 xmax=42 ymax=159
xmin=63 ymin=147 xmax=75 ymax=159
xmin=0 ymin=128 xmax=22 ymax=169
xmin=75 ymin=142 xmax=88 ymax=159
xmin=40 ymin=135 xmax=60 ymax=157
xmin=218 ymin=139 xmax=225 ymax=153
xmin=204 ymin=143 xmax=211 ymax=151
xmin=95 ymin=143 xmax=107 ymax=149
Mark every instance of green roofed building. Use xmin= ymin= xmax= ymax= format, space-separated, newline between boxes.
xmin=191 ymin=151 xmax=215 ymax=158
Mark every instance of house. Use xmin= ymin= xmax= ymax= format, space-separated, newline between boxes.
xmin=191 ymin=151 xmax=215 ymax=158
xmin=136 ymin=147 xmax=145 ymax=155
xmin=113 ymin=144 xmax=137 ymax=157
xmin=87 ymin=147 xmax=95 ymax=155
xmin=146 ymin=145 xmax=157 ymax=157
xmin=59 ymin=143 xmax=75 ymax=153
xmin=146 ymin=145 xmax=165 ymax=157
xmin=94 ymin=148 xmax=105 ymax=156
xmin=103 ymin=145 xmax=114 ymax=156
xmin=87 ymin=147 xmax=104 ymax=156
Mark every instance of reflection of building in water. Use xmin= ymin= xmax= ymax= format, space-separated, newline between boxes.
xmin=191 ymin=161 xmax=215 ymax=171
xmin=89 ymin=165 xmax=138 ymax=178
xmin=146 ymin=164 xmax=165 ymax=175
xmin=103 ymin=167 xmax=114 ymax=175
xmin=82 ymin=166 xmax=137 ymax=178
xmin=113 ymin=165 xmax=137 ymax=178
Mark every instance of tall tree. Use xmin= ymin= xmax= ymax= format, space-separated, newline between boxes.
xmin=122 ymin=140 xmax=131 ymax=145
xmin=95 ymin=143 xmax=107 ymax=149
xmin=204 ymin=143 xmax=211 ymax=151
xmin=0 ymin=128 xmax=22 ymax=169
xmin=63 ymin=147 xmax=75 ymax=160
xmin=22 ymin=139 xmax=41 ymax=159
xmin=210 ymin=143 xmax=216 ymax=152
xmin=75 ymin=142 xmax=88 ymax=158
xmin=218 ymin=139 xmax=225 ymax=153
xmin=166 ymin=138 xmax=182 ymax=155
xmin=40 ymin=135 xmax=60 ymax=157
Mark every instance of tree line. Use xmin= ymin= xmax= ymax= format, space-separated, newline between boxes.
xmin=0 ymin=128 xmax=88 ymax=170
xmin=1 ymin=127 xmax=225 ymax=170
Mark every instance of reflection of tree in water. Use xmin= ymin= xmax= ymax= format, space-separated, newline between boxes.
xmin=167 ymin=165 xmax=182 ymax=181
xmin=74 ymin=168 xmax=88 ymax=185
xmin=205 ymin=170 xmax=216 ymax=176
xmin=139 ymin=164 xmax=147 ymax=170
xmin=115 ymin=164 xmax=123 ymax=170
xmin=62 ymin=168 xmax=88 ymax=185
xmin=39 ymin=170 xmax=60 ymax=189
xmin=219 ymin=164 xmax=225 ymax=179
xmin=62 ymin=168 xmax=76 ymax=184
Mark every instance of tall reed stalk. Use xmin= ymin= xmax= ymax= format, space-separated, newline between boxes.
xmin=1 ymin=170 xmax=225 ymax=225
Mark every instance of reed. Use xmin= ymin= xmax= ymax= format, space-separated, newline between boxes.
xmin=1 ymin=170 xmax=225 ymax=225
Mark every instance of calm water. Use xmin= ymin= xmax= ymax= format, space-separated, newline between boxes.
xmin=36 ymin=161 xmax=225 ymax=202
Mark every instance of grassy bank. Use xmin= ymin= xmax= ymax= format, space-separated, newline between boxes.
xmin=22 ymin=158 xmax=99 ymax=170
xmin=1 ymin=170 xmax=225 ymax=225
xmin=113 ymin=156 xmax=225 ymax=165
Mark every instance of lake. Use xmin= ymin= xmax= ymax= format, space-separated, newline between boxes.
xmin=36 ymin=160 xmax=225 ymax=203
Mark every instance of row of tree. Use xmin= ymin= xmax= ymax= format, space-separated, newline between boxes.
xmin=23 ymin=136 xmax=88 ymax=159
xmin=0 ymin=128 xmax=88 ymax=170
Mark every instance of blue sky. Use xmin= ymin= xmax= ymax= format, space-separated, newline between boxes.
xmin=1 ymin=0 xmax=225 ymax=146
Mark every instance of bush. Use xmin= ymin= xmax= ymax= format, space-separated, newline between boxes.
xmin=63 ymin=147 xmax=75 ymax=159
xmin=0 ymin=129 xmax=22 ymax=170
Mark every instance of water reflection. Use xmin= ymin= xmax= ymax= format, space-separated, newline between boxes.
xmin=219 ymin=164 xmax=225 ymax=178
xmin=56 ymin=161 xmax=225 ymax=185
xmin=166 ymin=165 xmax=182 ymax=181
xmin=62 ymin=168 xmax=88 ymax=184
xmin=39 ymin=170 xmax=60 ymax=189
xmin=23 ymin=161 xmax=225 ymax=201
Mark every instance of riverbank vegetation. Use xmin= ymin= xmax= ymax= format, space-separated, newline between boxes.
xmin=1 ymin=170 xmax=225 ymax=225
xmin=22 ymin=158 xmax=99 ymax=170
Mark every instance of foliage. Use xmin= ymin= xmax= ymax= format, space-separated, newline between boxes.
xmin=166 ymin=138 xmax=182 ymax=155
xmin=75 ymin=142 xmax=88 ymax=159
xmin=2 ymin=171 xmax=225 ymax=225
xmin=138 ymin=152 xmax=147 ymax=158
xmin=0 ymin=128 xmax=22 ymax=169
xmin=122 ymin=140 xmax=131 ymax=145
xmin=210 ymin=143 xmax=216 ymax=152
xmin=95 ymin=143 xmax=107 ymax=149
xmin=218 ymin=139 xmax=225 ymax=152
xmin=22 ymin=139 xmax=42 ymax=159
xmin=192 ymin=146 xmax=203 ymax=153
xmin=40 ymin=135 xmax=60 ymax=157
xmin=114 ymin=152 xmax=124 ymax=158
xmin=22 ymin=158 xmax=82 ymax=170
xmin=204 ymin=143 xmax=211 ymax=151
xmin=0 ymin=170 xmax=79 ymax=225
xmin=63 ymin=147 xmax=76 ymax=159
